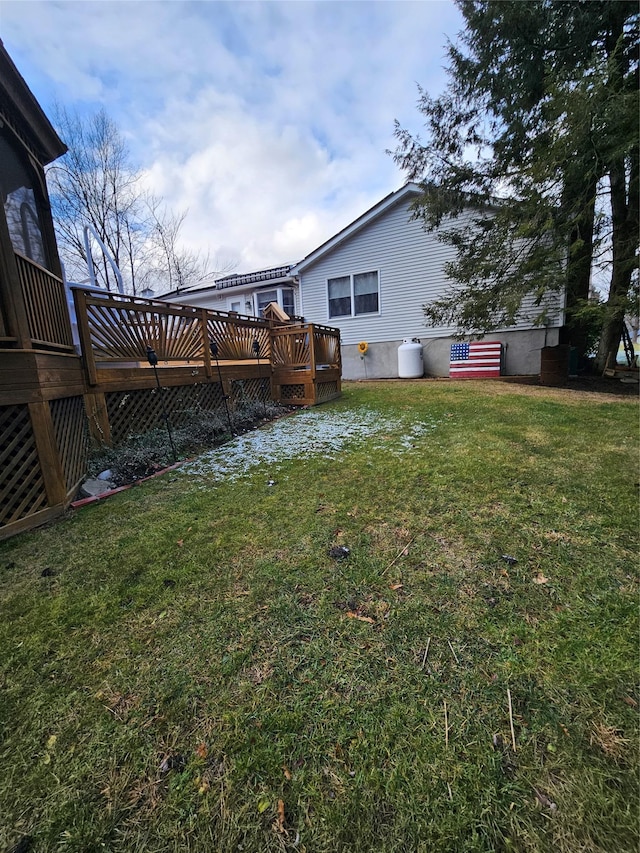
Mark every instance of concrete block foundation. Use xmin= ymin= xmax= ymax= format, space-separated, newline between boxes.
xmin=340 ymin=328 xmax=560 ymax=380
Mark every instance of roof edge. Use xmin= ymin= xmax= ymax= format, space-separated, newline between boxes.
xmin=0 ymin=39 xmax=67 ymax=165
xmin=291 ymin=182 xmax=421 ymax=275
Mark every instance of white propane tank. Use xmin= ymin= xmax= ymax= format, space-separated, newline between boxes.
xmin=398 ymin=338 xmax=424 ymax=378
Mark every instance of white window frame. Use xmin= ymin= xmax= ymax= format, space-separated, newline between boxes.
xmin=255 ymin=287 xmax=296 ymax=318
xmin=326 ymin=269 xmax=380 ymax=320
xmin=280 ymin=287 xmax=295 ymax=316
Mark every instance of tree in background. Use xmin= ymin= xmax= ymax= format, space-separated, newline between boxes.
xmin=393 ymin=0 xmax=638 ymax=371
xmin=47 ymin=107 xmax=236 ymax=295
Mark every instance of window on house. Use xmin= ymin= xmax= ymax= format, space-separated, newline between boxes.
xmin=328 ymin=276 xmax=351 ymax=317
xmin=354 ymin=271 xmax=379 ymax=314
xmin=281 ymin=288 xmax=295 ymax=316
xmin=256 ymin=289 xmax=279 ymax=317
xmin=255 ymin=288 xmax=295 ymax=317
xmin=328 ymin=271 xmax=379 ymax=319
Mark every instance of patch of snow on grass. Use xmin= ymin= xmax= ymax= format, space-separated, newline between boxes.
xmin=181 ymin=406 xmax=441 ymax=484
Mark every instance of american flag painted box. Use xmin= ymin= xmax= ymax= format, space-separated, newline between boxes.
xmin=449 ymin=341 xmax=503 ymax=378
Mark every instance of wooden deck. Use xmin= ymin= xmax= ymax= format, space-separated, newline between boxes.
xmin=1 ymin=253 xmax=341 ymax=540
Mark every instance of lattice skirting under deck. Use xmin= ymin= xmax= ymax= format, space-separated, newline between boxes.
xmin=316 ymin=380 xmax=340 ymax=403
xmin=229 ymin=377 xmax=270 ymax=404
xmin=105 ymin=382 xmax=228 ymax=445
xmin=50 ymin=396 xmax=89 ymax=492
xmin=0 ymin=404 xmax=48 ymax=528
xmin=279 ymin=383 xmax=307 ymax=401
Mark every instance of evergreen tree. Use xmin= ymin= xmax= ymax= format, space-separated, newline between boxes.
xmin=393 ymin=0 xmax=638 ymax=370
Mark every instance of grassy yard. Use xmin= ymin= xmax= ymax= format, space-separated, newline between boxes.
xmin=1 ymin=380 xmax=638 ymax=853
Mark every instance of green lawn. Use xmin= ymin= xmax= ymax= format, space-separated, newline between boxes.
xmin=1 ymin=380 xmax=638 ymax=853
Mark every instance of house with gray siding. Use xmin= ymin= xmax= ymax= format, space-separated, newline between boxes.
xmin=291 ymin=183 xmax=564 ymax=380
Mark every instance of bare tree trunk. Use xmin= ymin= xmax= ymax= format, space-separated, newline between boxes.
xmin=561 ymin=168 xmax=598 ymax=358
xmin=594 ymin=9 xmax=639 ymax=373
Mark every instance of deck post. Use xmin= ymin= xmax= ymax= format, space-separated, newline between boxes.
xmin=73 ymin=288 xmax=98 ymax=385
xmin=201 ymin=309 xmax=213 ymax=378
xmin=308 ymin=324 xmax=318 ymax=381
xmin=28 ymin=401 xmax=67 ymax=506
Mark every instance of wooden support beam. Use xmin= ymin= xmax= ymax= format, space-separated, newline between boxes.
xmin=308 ymin=324 xmax=317 ymax=382
xmin=28 ymin=400 xmax=67 ymax=507
xmin=201 ymin=309 xmax=213 ymax=378
xmin=73 ymin=288 xmax=97 ymax=385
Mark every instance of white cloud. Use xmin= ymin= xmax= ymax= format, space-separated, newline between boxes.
xmin=2 ymin=0 xmax=463 ymax=271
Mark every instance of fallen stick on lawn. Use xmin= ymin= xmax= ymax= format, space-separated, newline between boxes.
xmin=448 ymin=640 xmax=460 ymax=665
xmin=507 ymin=687 xmax=517 ymax=752
xmin=444 ymin=700 xmax=449 ymax=747
xmin=381 ymin=536 xmax=416 ymax=575
xmin=421 ymin=637 xmax=431 ymax=669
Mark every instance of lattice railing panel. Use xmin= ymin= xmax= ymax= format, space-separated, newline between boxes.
xmin=207 ymin=317 xmax=271 ymax=361
xmin=86 ymin=301 xmax=204 ymax=362
xmin=314 ymin=332 xmax=341 ymax=366
xmin=279 ymin=384 xmax=307 ymax=400
xmin=15 ymin=253 xmax=74 ymax=350
xmin=105 ymin=382 xmax=226 ymax=444
xmin=271 ymin=329 xmax=311 ymax=367
xmin=230 ymin=377 xmax=270 ymax=405
xmin=50 ymin=396 xmax=89 ymax=492
xmin=0 ymin=405 xmax=48 ymax=527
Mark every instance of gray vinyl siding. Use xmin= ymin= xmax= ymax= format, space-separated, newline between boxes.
xmin=300 ymin=199 xmax=563 ymax=344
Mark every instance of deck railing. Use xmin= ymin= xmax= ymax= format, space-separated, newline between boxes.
xmin=271 ymin=323 xmax=342 ymax=371
xmin=72 ymin=288 xmax=341 ymax=388
xmin=270 ymin=323 xmax=342 ymax=405
xmin=15 ymin=252 xmax=75 ymax=351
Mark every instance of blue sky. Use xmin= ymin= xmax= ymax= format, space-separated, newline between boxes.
xmin=2 ymin=1 xmax=463 ymax=273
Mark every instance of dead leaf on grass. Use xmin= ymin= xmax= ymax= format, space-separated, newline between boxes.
xmin=195 ymin=742 xmax=208 ymax=760
xmin=346 ymin=611 xmax=375 ymax=624
xmin=274 ymin=798 xmax=287 ymax=834
xmin=622 ymin=696 xmax=638 ymax=708
xmin=533 ymin=573 xmax=549 ymax=584
xmin=389 ymin=583 xmax=403 ymax=591
xmin=282 ymin=765 xmax=292 ymax=780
